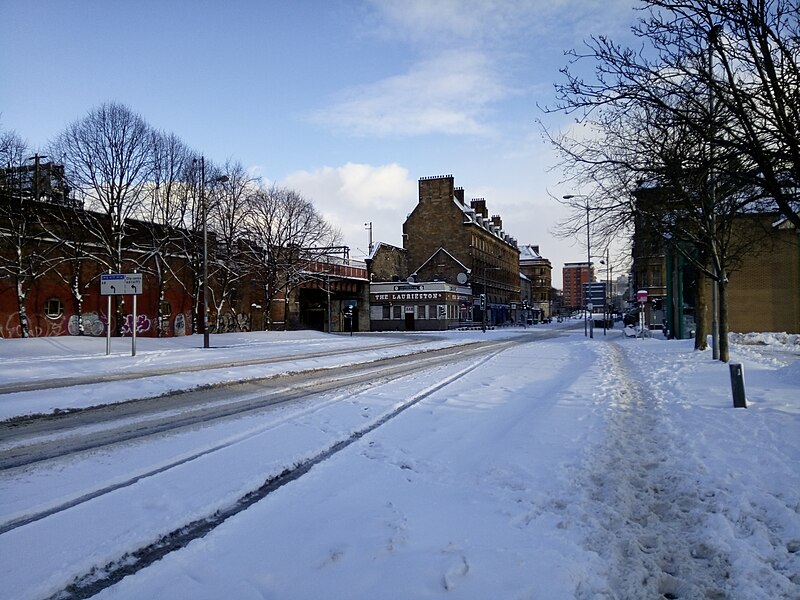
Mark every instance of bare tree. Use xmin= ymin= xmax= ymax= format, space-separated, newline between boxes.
xmin=2 ymin=126 xmax=98 ymax=337
xmin=243 ymin=185 xmax=342 ymax=330
xmin=274 ymin=189 xmax=342 ymax=331
xmin=241 ymin=185 xmax=283 ymax=330
xmin=662 ymin=0 xmax=800 ymax=228
xmin=207 ymin=160 xmax=255 ymax=333
xmin=51 ymin=102 xmax=155 ymax=334
xmin=544 ymin=0 xmax=798 ymax=360
xmin=631 ymin=106 xmax=776 ymax=360
xmin=136 ymin=131 xmax=194 ymax=336
xmin=0 ymin=127 xmax=28 ymax=172
xmin=0 ymin=130 xmax=37 ymax=337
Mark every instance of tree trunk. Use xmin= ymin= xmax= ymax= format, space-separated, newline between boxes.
xmin=157 ymin=283 xmax=166 ymax=337
xmin=718 ymin=276 xmax=730 ymax=363
xmin=16 ymin=292 xmax=29 ymax=338
xmin=73 ymin=297 xmax=84 ymax=336
xmin=116 ymin=296 xmax=125 ymax=337
xmin=693 ymin=272 xmax=708 ymax=351
xmin=71 ymin=273 xmax=84 ymax=336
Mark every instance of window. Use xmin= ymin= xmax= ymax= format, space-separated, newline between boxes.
xmin=417 ymin=305 xmax=426 ymax=319
xmin=44 ymin=298 xmax=64 ymax=319
xmin=652 ymin=267 xmax=662 ymax=287
xmin=392 ymin=305 xmax=402 ymax=319
xmin=382 ymin=305 xmax=391 ymax=319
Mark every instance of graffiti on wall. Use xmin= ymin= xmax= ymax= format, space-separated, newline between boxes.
xmin=122 ymin=313 xmax=152 ymax=336
xmin=0 ymin=314 xmax=68 ymax=338
xmin=68 ymin=312 xmax=107 ymax=337
xmin=214 ymin=312 xmax=250 ymax=333
xmin=1 ymin=309 xmax=195 ymax=339
xmin=174 ymin=313 xmax=187 ymax=336
xmin=0 ymin=313 xmax=106 ymax=338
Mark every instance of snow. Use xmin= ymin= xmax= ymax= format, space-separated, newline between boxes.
xmin=1 ymin=324 xmax=798 ymax=599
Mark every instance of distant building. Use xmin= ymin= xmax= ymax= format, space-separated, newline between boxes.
xmin=0 ymin=157 xmax=73 ymax=205
xmin=519 ymin=245 xmax=552 ymax=321
xmin=632 ymin=184 xmax=799 ymax=335
xmin=367 ymin=174 xmax=521 ymax=330
xmin=562 ymin=262 xmax=594 ymax=313
xmin=0 ymin=186 xmax=370 ymax=337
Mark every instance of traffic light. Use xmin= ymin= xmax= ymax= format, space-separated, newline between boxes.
xmin=480 ymin=293 xmax=486 ymax=310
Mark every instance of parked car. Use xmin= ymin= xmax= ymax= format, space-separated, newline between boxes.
xmin=623 ymin=307 xmax=641 ymax=327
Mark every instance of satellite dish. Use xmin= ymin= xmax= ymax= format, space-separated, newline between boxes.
xmin=457 ymin=272 xmax=468 ymax=284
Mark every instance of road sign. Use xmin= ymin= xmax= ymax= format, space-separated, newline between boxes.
xmin=124 ymin=273 xmax=143 ymax=295
xmin=100 ymin=274 xmax=125 ymax=296
xmin=101 ymin=273 xmax=143 ymax=295
xmin=637 ymin=289 xmax=648 ymax=303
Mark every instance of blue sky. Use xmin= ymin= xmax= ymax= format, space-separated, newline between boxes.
xmin=1 ymin=0 xmax=638 ymax=287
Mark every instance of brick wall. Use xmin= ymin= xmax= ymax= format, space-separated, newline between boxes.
xmin=404 ymin=176 xmax=469 ymax=269
xmin=726 ymin=224 xmax=799 ymax=333
xmin=367 ymin=244 xmax=409 ymax=282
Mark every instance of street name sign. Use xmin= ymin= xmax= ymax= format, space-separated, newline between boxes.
xmin=101 ymin=273 xmax=143 ymax=295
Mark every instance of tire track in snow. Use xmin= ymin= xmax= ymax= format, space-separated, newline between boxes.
xmin=0 ymin=338 xmax=433 ymax=395
xmin=579 ymin=340 xmax=733 ymax=600
xmin=43 ymin=343 xmax=512 ymax=600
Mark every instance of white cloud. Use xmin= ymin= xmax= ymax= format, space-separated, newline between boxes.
xmin=311 ymin=50 xmax=505 ymax=137
xmin=282 ymin=163 xmax=417 ymax=257
xmin=312 ymin=0 xmax=638 ymax=139
xmin=366 ymin=0 xmax=636 ymax=47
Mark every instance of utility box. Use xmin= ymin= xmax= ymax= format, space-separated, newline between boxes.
xmin=729 ymin=363 xmax=748 ymax=408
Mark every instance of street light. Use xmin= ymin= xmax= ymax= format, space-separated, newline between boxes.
xmin=600 ymin=247 xmax=612 ymax=336
xmin=563 ymin=195 xmax=593 ymax=338
xmin=325 ymin=270 xmax=332 ymax=333
xmin=364 ymin=222 xmax=373 ymax=255
xmin=708 ymin=25 xmax=722 ymax=360
xmin=194 ymin=156 xmax=229 ymax=349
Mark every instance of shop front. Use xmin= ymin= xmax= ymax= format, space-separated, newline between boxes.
xmin=369 ymin=281 xmax=472 ymax=331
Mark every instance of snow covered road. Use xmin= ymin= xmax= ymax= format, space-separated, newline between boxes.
xmin=0 ymin=327 xmax=798 ymax=599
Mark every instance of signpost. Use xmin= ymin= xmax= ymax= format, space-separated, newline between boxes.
xmin=101 ymin=272 xmax=143 ymax=356
xmin=583 ymin=282 xmax=606 ymax=338
xmin=344 ymin=300 xmax=356 ymax=336
xmin=636 ymin=289 xmax=648 ymax=339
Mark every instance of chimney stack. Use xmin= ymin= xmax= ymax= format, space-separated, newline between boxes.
xmin=470 ymin=198 xmax=488 ymax=218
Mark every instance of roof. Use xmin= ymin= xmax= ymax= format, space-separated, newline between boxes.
xmin=519 ymin=245 xmax=542 ymax=260
xmin=412 ymin=246 xmax=471 ymax=276
xmin=453 ymin=198 xmax=519 ymax=248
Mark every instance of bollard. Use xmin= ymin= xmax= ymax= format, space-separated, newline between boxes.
xmin=729 ymin=363 xmax=747 ymax=408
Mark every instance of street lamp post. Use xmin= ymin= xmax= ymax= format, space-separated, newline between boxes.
xmin=326 ymin=271 xmax=331 ymax=333
xmin=194 ymin=156 xmax=228 ymax=349
xmin=586 ymin=204 xmax=593 ymax=338
xmin=564 ymin=195 xmax=593 ymax=338
xmin=599 ymin=247 xmax=611 ymax=336
xmin=708 ymin=25 xmax=722 ymax=360
xmin=364 ymin=222 xmax=373 ymax=255
xmin=606 ymin=247 xmax=612 ymax=329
